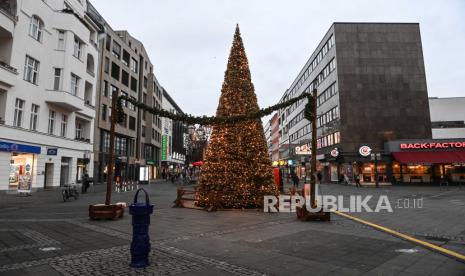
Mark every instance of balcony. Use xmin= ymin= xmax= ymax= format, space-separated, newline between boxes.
xmin=0 ymin=0 xmax=16 ymax=34
xmin=0 ymin=60 xmax=17 ymax=89
xmin=44 ymin=90 xmax=84 ymax=112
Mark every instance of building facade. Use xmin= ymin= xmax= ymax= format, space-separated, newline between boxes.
xmin=274 ymin=23 xmax=432 ymax=184
xmin=93 ymin=24 xmax=162 ymax=184
xmin=264 ymin=119 xmax=272 ymax=157
xmin=429 ymin=97 xmax=465 ymax=139
xmin=0 ymin=0 xmax=102 ymax=191
xmin=270 ymin=113 xmax=280 ymax=162
xmin=161 ymin=89 xmax=187 ymax=173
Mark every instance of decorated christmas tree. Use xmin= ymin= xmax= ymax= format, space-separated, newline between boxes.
xmin=196 ymin=25 xmax=278 ymax=209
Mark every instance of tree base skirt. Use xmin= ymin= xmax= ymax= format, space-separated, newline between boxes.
xmin=89 ymin=204 xmax=124 ymax=220
xmin=296 ymin=206 xmax=331 ymax=221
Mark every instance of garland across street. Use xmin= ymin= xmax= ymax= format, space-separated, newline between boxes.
xmin=116 ymin=92 xmax=315 ymax=125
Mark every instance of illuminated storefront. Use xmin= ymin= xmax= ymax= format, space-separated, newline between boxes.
xmin=1 ymin=141 xmax=41 ymax=192
xmin=386 ymin=139 xmax=465 ymax=184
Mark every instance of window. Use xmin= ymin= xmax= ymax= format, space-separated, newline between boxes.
xmin=104 ymin=57 xmax=110 ymax=73
xmin=75 ymin=121 xmax=83 ymax=139
xmin=141 ymin=126 xmax=146 ymax=137
xmin=112 ymin=41 xmax=121 ymax=59
xmin=110 ymin=85 xmax=118 ymax=98
xmin=130 ymin=77 xmax=137 ymax=92
xmin=130 ymin=58 xmax=138 ymax=73
xmin=129 ymin=116 xmax=136 ymax=130
xmin=143 ymin=77 xmax=148 ymax=89
xmin=102 ymin=104 xmax=107 ymax=121
xmin=122 ymin=50 xmax=130 ymax=66
xmin=24 ymin=55 xmax=40 ymax=84
xmin=60 ymin=114 xmax=67 ymax=137
xmin=53 ymin=68 xmax=62 ymax=90
xmin=121 ymin=70 xmax=129 ymax=86
xmin=111 ymin=62 xmax=120 ymax=80
xmin=48 ymin=110 xmax=56 ymax=135
xmin=29 ymin=104 xmax=39 ymax=131
xmin=73 ymin=36 xmax=83 ymax=59
xmin=103 ymin=80 xmax=108 ymax=97
xmin=121 ymin=91 xmax=128 ymax=107
xmin=13 ymin=99 xmax=25 ymax=127
xmin=57 ymin=30 xmax=65 ymax=50
xmin=29 ymin=16 xmax=43 ymax=42
xmin=105 ymin=34 xmax=111 ymax=51
xmin=70 ymin=74 xmax=80 ymax=95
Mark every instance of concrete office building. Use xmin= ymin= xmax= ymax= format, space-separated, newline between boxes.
xmin=0 ymin=0 xmax=102 ymax=191
xmin=429 ymin=97 xmax=465 ymax=139
xmin=276 ymin=23 xmax=431 ymax=184
xmin=93 ymin=22 xmax=162 ymax=183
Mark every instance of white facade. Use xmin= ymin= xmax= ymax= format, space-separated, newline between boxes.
xmin=161 ymin=92 xmax=185 ymax=165
xmin=0 ymin=0 xmax=100 ymax=191
xmin=429 ymin=97 xmax=465 ymax=139
xmin=264 ymin=118 xmax=272 ymax=156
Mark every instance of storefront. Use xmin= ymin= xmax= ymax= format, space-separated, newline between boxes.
xmin=322 ymin=144 xmax=391 ymax=185
xmin=386 ymin=139 xmax=465 ymax=184
xmin=0 ymin=141 xmax=41 ymax=192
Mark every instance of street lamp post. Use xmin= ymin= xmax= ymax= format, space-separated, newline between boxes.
xmin=105 ymin=89 xmax=117 ymax=205
xmin=310 ymin=88 xmax=317 ymax=208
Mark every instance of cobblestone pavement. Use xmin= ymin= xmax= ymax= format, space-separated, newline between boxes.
xmin=0 ymin=181 xmax=463 ymax=275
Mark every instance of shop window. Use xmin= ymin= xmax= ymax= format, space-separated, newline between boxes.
xmin=9 ymin=153 xmax=35 ymax=191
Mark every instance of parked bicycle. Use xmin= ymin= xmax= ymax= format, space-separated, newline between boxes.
xmin=61 ymin=183 xmax=79 ymax=202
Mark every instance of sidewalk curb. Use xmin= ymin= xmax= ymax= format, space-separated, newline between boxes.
xmin=333 ymin=210 xmax=465 ymax=264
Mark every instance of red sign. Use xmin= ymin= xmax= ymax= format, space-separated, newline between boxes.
xmin=400 ymin=142 xmax=465 ymax=150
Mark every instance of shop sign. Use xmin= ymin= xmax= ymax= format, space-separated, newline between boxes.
xmin=359 ymin=145 xmax=372 ymax=157
xmin=161 ymin=135 xmax=168 ymax=161
xmin=146 ymin=160 xmax=155 ymax=165
xmin=0 ymin=141 xmax=41 ymax=154
xmin=272 ymin=161 xmax=279 ymax=166
xmin=330 ymin=148 xmax=339 ymax=158
xmin=295 ymin=144 xmax=311 ymax=155
xmin=288 ymin=160 xmax=294 ymax=166
xmin=400 ymin=142 xmax=465 ymax=150
xmin=279 ymin=160 xmax=286 ymax=166
xmin=47 ymin=148 xmax=58 ymax=155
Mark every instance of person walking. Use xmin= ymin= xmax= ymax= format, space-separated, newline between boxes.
xmin=317 ymin=171 xmax=323 ymax=184
xmin=81 ymin=172 xmax=89 ymax=193
xmin=354 ymin=172 xmax=361 ymax=188
xmin=292 ymin=173 xmax=300 ymax=187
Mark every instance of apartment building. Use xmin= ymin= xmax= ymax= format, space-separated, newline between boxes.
xmin=275 ymin=23 xmax=431 ymax=183
xmin=93 ymin=24 xmax=162 ymax=183
xmin=0 ymin=0 xmax=102 ymax=191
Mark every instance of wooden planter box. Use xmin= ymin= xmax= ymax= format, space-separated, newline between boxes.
xmin=89 ymin=204 xmax=124 ymax=220
xmin=296 ymin=206 xmax=330 ymax=221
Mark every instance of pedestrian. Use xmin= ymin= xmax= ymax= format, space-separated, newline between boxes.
xmin=292 ymin=173 xmax=299 ymax=187
xmin=317 ymin=171 xmax=323 ymax=184
xmin=162 ymin=169 xmax=166 ymax=180
xmin=82 ymin=172 xmax=89 ymax=193
xmin=355 ymin=173 xmax=361 ymax=188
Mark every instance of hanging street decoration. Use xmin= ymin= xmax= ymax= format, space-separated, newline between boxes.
xmin=116 ymin=91 xmax=313 ymax=126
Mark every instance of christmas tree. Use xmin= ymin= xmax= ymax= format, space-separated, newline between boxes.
xmin=196 ymin=25 xmax=278 ymax=209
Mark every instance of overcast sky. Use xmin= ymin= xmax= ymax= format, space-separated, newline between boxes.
xmin=91 ymin=0 xmax=465 ymax=116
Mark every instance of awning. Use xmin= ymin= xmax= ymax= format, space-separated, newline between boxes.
xmin=392 ymin=151 xmax=465 ymax=164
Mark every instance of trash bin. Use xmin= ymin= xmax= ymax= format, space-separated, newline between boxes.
xmin=129 ymin=188 xmax=154 ymax=268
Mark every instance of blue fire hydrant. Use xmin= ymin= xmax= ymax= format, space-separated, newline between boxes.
xmin=129 ymin=188 xmax=154 ymax=268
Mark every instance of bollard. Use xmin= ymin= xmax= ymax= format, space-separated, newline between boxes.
xmin=129 ymin=188 xmax=154 ymax=268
